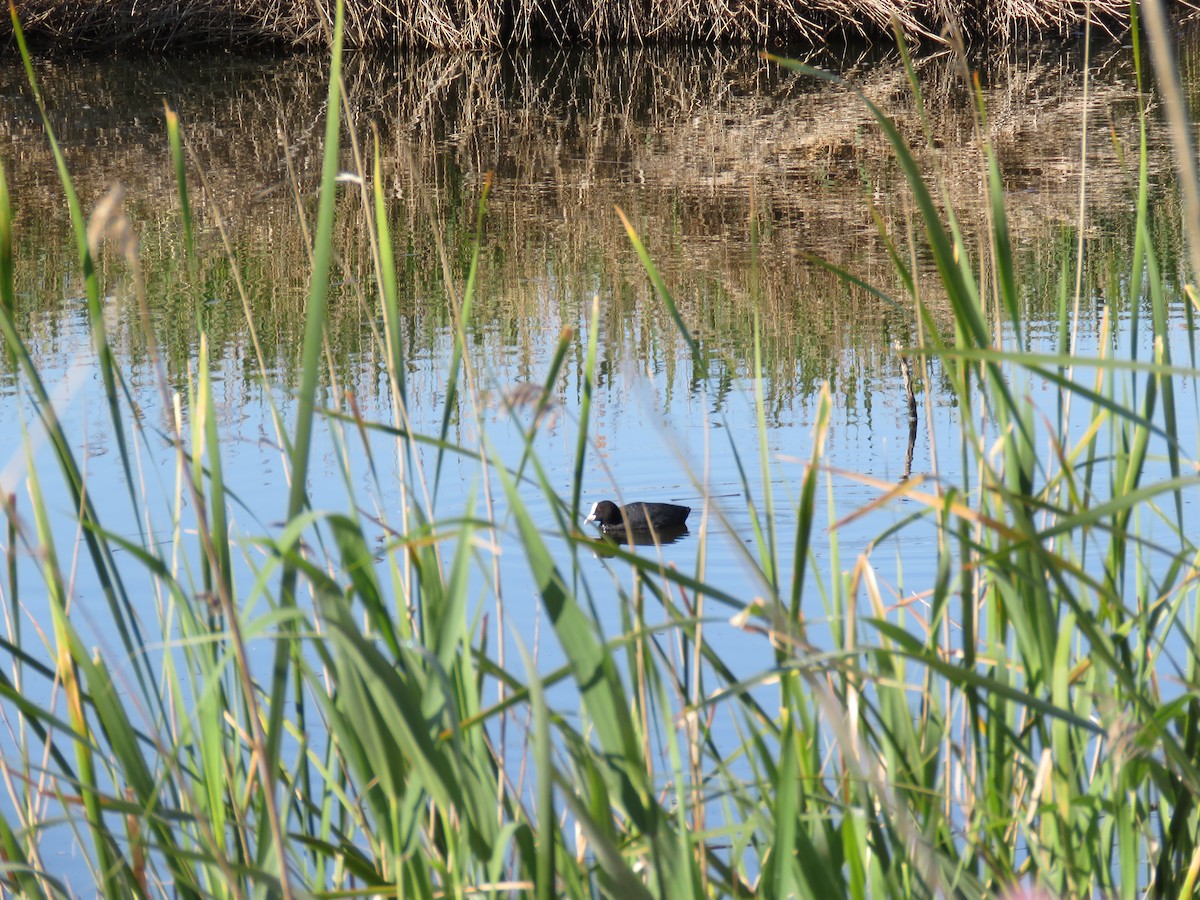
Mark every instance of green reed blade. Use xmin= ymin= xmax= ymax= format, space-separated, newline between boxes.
xmin=371 ymin=133 xmax=403 ymax=386
xmin=198 ymin=337 xmax=233 ymax=599
xmin=767 ymin=699 xmax=799 ymax=897
xmin=983 ymin=145 xmax=1021 ymax=346
xmin=279 ymin=1 xmax=345 ymax=530
xmin=572 ymin=295 xmax=601 ymax=524
xmin=499 ymin=465 xmax=642 ymax=766
xmin=163 ymin=103 xmax=197 ymax=281
xmin=429 ymin=493 xmax=475 ymax=671
xmin=752 ymin=313 xmax=776 ymax=591
xmin=253 ymin=1 xmax=349 ymax=890
xmin=790 ymin=385 xmax=830 ymax=618
xmin=510 ymin=326 xmax=573 ymax=494
xmin=328 ymin=513 xmax=402 ymax=657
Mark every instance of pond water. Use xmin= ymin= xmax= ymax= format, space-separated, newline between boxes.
xmin=0 ymin=34 xmax=1196 ymax=889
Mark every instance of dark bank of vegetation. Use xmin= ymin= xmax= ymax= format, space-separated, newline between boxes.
xmin=4 ymin=0 xmax=1138 ymax=51
xmin=5 ymin=0 xmax=1200 ymax=897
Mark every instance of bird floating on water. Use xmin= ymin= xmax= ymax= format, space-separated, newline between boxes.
xmin=585 ymin=500 xmax=691 ymax=534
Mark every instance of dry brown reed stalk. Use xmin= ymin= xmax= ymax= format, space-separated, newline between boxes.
xmin=3 ymin=0 xmax=1153 ymax=51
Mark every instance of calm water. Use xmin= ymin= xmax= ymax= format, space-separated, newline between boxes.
xmin=0 ymin=37 xmax=1196 ymax=885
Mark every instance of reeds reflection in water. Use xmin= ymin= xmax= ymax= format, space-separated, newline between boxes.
xmin=0 ymin=40 xmax=1170 ymax=416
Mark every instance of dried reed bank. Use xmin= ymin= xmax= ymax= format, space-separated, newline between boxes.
xmin=5 ymin=0 xmax=1137 ymax=51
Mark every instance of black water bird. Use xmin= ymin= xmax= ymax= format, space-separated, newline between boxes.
xmin=585 ymin=499 xmax=691 ymax=534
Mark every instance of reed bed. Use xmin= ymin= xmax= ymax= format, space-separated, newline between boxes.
xmin=4 ymin=0 xmax=1140 ymax=51
xmin=2 ymin=0 xmax=1200 ymax=896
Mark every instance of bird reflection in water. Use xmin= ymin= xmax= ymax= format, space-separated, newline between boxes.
xmin=589 ymin=524 xmax=690 ymax=557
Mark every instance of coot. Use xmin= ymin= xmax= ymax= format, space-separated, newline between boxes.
xmin=585 ymin=499 xmax=691 ymax=533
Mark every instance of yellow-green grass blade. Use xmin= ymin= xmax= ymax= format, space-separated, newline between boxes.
xmin=790 ymin=382 xmax=831 ymax=618
xmin=752 ymin=313 xmax=777 ymax=592
xmin=163 ymin=103 xmax=197 ymax=281
xmin=24 ymin=452 xmax=175 ymax=896
xmin=328 ymin=513 xmax=402 ymax=657
xmin=198 ymin=336 xmax=233 ymax=601
xmin=267 ymin=2 xmax=346 ymax=876
xmin=571 ymin=294 xmax=601 ymax=529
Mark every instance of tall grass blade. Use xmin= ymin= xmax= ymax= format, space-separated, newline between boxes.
xmin=163 ymin=102 xmax=198 ymax=280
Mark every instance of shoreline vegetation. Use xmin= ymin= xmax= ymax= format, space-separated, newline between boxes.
xmin=5 ymin=0 xmax=1141 ymax=52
